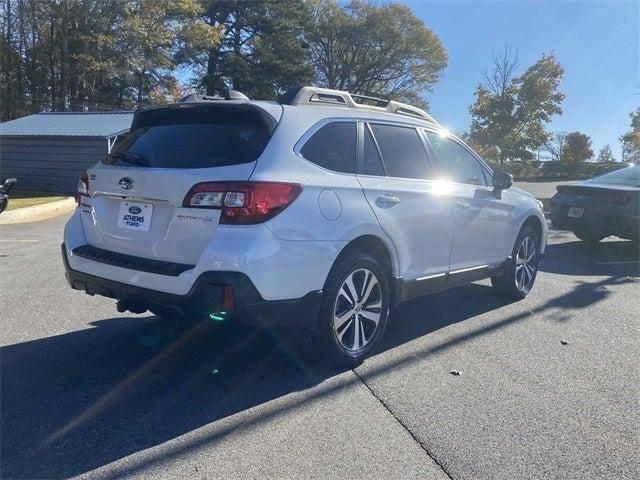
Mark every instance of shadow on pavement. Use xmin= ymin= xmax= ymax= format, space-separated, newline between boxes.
xmin=0 ymin=282 xmax=516 ymax=479
xmin=541 ymin=238 xmax=639 ymax=277
xmin=2 ymin=238 xmax=636 ymax=478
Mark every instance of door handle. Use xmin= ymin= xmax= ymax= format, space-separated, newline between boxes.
xmin=453 ymin=200 xmax=471 ymax=213
xmin=376 ymin=194 xmax=400 ymax=207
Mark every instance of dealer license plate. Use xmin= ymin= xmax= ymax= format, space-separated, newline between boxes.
xmin=567 ymin=207 xmax=584 ymax=218
xmin=117 ymin=201 xmax=153 ymax=232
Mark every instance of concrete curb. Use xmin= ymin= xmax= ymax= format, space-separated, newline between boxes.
xmin=0 ymin=197 xmax=76 ymax=225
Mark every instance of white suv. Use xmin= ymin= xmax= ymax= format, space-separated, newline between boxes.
xmin=62 ymin=87 xmax=547 ymax=365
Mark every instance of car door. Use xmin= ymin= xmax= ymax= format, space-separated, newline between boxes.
xmin=356 ymin=122 xmax=454 ymax=286
xmin=423 ymin=129 xmax=514 ymax=273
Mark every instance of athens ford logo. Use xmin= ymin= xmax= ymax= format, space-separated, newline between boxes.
xmin=128 ymin=206 xmax=142 ymax=214
xmin=118 ymin=177 xmax=134 ymax=190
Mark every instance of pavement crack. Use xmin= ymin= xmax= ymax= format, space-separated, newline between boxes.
xmin=352 ymin=368 xmax=454 ymax=480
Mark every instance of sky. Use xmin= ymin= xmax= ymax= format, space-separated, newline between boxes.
xmin=406 ymin=0 xmax=639 ymax=160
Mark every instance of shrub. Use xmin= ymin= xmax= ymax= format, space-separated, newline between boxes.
xmin=485 ymin=161 xmax=543 ymax=180
xmin=486 ymin=160 xmax=628 ymax=180
xmin=539 ymin=161 xmax=627 ymax=179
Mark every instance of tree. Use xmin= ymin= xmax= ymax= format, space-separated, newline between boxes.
xmin=198 ymin=0 xmax=315 ymax=99
xmin=0 ymin=0 xmax=220 ymax=119
xmin=543 ymin=131 xmax=568 ymax=162
xmin=620 ymin=108 xmax=640 ymax=163
xmin=110 ymin=0 xmax=220 ymax=107
xmin=596 ymin=144 xmax=615 ymax=163
xmin=462 ymin=132 xmax=500 ymax=164
xmin=469 ymin=49 xmax=564 ymax=164
xmin=561 ymin=131 xmax=593 ymax=163
xmin=1 ymin=0 xmax=450 ymax=117
xmin=307 ymin=0 xmax=447 ymax=109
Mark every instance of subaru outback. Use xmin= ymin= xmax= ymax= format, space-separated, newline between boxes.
xmin=62 ymin=86 xmax=547 ymax=366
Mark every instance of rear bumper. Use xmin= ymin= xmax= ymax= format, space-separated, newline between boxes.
xmin=62 ymin=243 xmax=321 ymax=329
xmin=550 ymin=199 xmax=639 ymax=240
xmin=64 ymin=208 xmax=339 ymax=300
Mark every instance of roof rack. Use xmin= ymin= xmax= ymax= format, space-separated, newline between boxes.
xmin=278 ymin=86 xmax=439 ymax=124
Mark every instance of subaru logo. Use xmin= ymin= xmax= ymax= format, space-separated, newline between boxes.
xmin=118 ymin=177 xmax=134 ymax=190
xmin=128 ymin=206 xmax=142 ymax=214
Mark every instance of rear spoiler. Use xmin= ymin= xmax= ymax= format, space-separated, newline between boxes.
xmin=130 ymin=103 xmax=278 ymax=136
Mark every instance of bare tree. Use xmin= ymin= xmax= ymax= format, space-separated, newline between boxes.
xmin=543 ymin=131 xmax=568 ymax=162
xmin=482 ymin=45 xmax=519 ymax=97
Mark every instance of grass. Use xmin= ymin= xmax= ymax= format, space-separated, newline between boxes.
xmin=7 ymin=191 xmax=68 ymax=210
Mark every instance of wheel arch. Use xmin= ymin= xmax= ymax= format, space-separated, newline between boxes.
xmin=331 ymin=234 xmax=398 ymax=286
xmin=520 ymin=214 xmax=544 ymax=248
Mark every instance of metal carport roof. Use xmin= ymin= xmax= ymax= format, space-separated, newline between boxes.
xmin=0 ymin=112 xmax=133 ymax=138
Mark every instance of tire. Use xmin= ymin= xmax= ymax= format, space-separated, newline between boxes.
xmin=316 ymin=251 xmax=390 ymax=367
xmin=492 ymin=226 xmax=540 ymax=300
xmin=574 ymin=230 xmax=605 ymax=244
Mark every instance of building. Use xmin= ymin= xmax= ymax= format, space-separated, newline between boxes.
xmin=0 ymin=112 xmax=133 ymax=194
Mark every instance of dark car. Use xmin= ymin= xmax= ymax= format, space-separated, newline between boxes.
xmin=550 ymin=165 xmax=639 ymax=244
xmin=0 ymin=178 xmax=17 ymax=214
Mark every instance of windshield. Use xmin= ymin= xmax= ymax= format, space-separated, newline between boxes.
xmin=104 ymin=106 xmax=271 ymax=169
xmin=588 ymin=165 xmax=640 ymax=186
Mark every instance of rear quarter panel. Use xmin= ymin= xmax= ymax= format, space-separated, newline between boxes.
xmin=250 ymin=106 xmax=400 ymax=276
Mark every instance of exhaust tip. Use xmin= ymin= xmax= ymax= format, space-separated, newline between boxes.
xmin=116 ymin=299 xmax=147 ymax=315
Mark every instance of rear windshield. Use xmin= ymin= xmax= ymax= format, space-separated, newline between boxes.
xmin=104 ymin=105 xmax=274 ymax=169
xmin=589 ymin=165 xmax=640 ymax=186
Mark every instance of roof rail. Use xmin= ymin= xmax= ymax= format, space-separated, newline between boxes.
xmin=279 ymin=86 xmax=439 ymax=124
xmin=179 ymin=89 xmax=249 ymax=103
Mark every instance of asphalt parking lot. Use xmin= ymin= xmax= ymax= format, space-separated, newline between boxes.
xmin=1 ymin=213 xmax=639 ymax=480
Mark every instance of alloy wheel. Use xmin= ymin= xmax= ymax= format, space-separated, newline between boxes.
xmin=515 ymin=236 xmax=537 ymax=293
xmin=333 ymin=268 xmax=383 ymax=352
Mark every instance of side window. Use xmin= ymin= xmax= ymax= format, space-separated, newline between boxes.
xmin=424 ymin=132 xmax=487 ymax=186
xmin=358 ymin=124 xmax=385 ymax=176
xmin=300 ymin=122 xmax=356 ymax=173
xmin=369 ymin=124 xmax=431 ymax=179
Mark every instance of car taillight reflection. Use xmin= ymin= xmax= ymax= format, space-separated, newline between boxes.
xmin=76 ymin=171 xmax=90 ymax=206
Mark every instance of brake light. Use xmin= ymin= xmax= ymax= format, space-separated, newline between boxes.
xmin=182 ymin=181 xmax=303 ymax=224
xmin=603 ymin=191 xmax=629 ymax=204
xmin=221 ymin=285 xmax=235 ymax=311
xmin=76 ymin=171 xmax=90 ymax=205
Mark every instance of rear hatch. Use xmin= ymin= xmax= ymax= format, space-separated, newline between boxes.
xmin=79 ymin=102 xmax=279 ymax=265
xmin=555 ymin=184 xmax=637 ymax=205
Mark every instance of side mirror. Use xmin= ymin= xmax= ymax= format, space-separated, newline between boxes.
xmin=492 ymin=171 xmax=512 ymax=192
xmin=0 ymin=178 xmax=17 ymax=195
xmin=0 ymin=178 xmax=18 ymax=193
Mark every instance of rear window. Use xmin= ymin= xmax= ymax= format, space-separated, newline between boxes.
xmin=589 ymin=166 xmax=640 ymax=185
xmin=104 ymin=105 xmax=273 ymax=169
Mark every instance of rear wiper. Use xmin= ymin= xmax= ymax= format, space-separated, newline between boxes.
xmin=108 ymin=151 xmax=149 ymax=167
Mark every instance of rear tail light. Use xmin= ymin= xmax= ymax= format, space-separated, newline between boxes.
xmin=76 ymin=171 xmax=90 ymax=205
xmin=603 ymin=191 xmax=629 ymax=204
xmin=182 ymin=181 xmax=303 ymax=224
xmin=555 ymin=186 xmax=630 ymax=205
xmin=221 ymin=285 xmax=235 ymax=311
